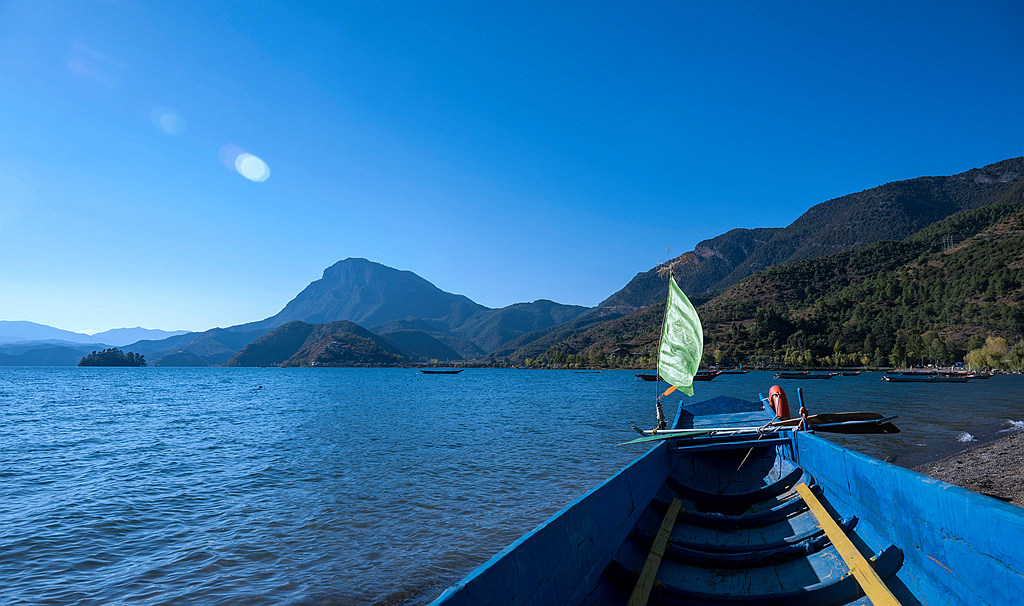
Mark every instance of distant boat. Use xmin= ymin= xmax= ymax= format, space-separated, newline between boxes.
xmin=774 ymin=371 xmax=837 ymax=379
xmin=839 ymin=370 xmax=861 ymax=376
xmin=882 ymin=375 xmax=969 ymax=383
xmin=420 ymin=369 xmax=464 ymax=375
xmin=691 ymin=370 xmax=723 ymax=381
xmin=638 ymin=370 xmax=721 ymax=382
xmin=719 ymin=369 xmax=749 ymax=374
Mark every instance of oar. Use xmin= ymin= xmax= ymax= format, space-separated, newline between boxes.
xmin=810 ymin=416 xmax=901 ymax=434
xmin=618 ymin=426 xmax=790 ymax=446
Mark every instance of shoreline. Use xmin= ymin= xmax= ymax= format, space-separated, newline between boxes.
xmin=914 ymin=431 xmax=1024 ymax=507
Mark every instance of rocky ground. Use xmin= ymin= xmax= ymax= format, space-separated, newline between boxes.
xmin=915 ymin=431 xmax=1024 ymax=507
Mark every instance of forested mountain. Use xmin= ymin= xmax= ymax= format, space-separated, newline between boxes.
xmin=225 ymin=321 xmax=410 ymax=367
xmin=503 ymin=157 xmax=1024 ymax=360
xmin=515 ymin=194 xmax=1024 ymax=368
xmin=599 ymin=228 xmax=781 ymax=311
xmin=452 ymin=299 xmax=590 ymax=353
xmin=369 ymin=318 xmax=486 ymax=360
xmin=602 ymin=157 xmax=1023 ymax=313
xmin=489 ymin=307 xmax=631 ymax=362
xmin=702 ymin=195 xmax=1024 ymax=367
xmin=375 ymin=329 xmax=462 ymax=362
xmin=239 ymin=258 xmax=488 ymax=332
xmin=230 ymin=258 xmax=588 ymax=356
xmin=128 ymin=327 xmax=267 ymax=367
xmin=119 ymin=259 xmax=588 ymax=365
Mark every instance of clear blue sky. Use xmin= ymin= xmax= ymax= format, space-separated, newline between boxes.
xmin=1 ymin=1 xmax=1021 ymax=333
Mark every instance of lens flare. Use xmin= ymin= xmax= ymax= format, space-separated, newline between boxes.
xmin=235 ymin=153 xmax=270 ymax=182
xmin=150 ymin=107 xmax=186 ymax=136
xmin=219 ymin=144 xmax=270 ymax=182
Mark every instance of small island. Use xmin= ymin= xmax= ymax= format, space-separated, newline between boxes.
xmin=79 ymin=348 xmax=147 ymax=367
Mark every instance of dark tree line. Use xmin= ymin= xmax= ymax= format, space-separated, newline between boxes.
xmin=79 ymin=348 xmax=147 ymax=367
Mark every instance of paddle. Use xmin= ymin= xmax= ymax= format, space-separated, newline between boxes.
xmin=808 ymin=416 xmax=900 ymax=434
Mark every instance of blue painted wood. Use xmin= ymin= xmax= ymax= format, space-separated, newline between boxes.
xmin=606 ymin=543 xmax=903 ymax=604
xmin=662 ymin=466 xmax=806 ymax=505
xmin=792 ymin=431 xmax=1024 ymax=605
xmin=651 ymin=483 xmax=818 ymax=529
xmin=429 ymin=395 xmax=1024 ymax=606
xmin=632 ymin=512 xmax=859 ymax=568
xmin=430 ymin=441 xmax=673 ymax=606
xmin=668 ymin=435 xmax=792 ymax=453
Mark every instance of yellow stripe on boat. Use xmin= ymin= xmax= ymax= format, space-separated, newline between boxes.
xmin=627 ymin=497 xmax=681 ymax=606
xmin=795 ymin=482 xmax=902 ymax=606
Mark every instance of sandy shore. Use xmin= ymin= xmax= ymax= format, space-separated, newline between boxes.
xmin=915 ymin=431 xmax=1024 ymax=507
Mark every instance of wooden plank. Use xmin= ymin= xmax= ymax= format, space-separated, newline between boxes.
xmin=618 ymin=427 xmax=784 ymax=446
xmin=795 ymin=483 xmax=902 ymax=606
xmin=671 ymin=436 xmax=792 ymax=453
xmin=627 ymin=498 xmax=681 ymax=606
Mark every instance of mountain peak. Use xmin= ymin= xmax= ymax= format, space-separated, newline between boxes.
xmin=246 ymin=259 xmax=487 ymax=331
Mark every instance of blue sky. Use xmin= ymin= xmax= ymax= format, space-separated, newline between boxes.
xmin=1 ymin=1 xmax=1021 ymax=333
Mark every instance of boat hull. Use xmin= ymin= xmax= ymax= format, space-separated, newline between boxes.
xmin=429 ymin=395 xmax=1024 ymax=605
xmin=882 ymin=375 xmax=969 ymax=383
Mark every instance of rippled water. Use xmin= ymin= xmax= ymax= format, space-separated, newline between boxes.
xmin=0 ymin=368 xmax=1020 ymax=605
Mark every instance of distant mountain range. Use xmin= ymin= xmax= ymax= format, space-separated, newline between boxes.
xmin=0 ymin=322 xmax=189 ymax=365
xmin=105 ymin=258 xmax=589 ymax=366
xmin=0 ymin=321 xmax=187 ymax=346
xmin=3 ymin=157 xmax=1021 ymax=367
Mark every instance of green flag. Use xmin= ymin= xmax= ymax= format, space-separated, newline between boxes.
xmin=657 ymin=275 xmax=703 ymax=396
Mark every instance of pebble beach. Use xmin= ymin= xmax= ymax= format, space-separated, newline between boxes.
xmin=915 ymin=431 xmax=1024 ymax=508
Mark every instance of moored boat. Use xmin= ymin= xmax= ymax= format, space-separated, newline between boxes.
xmin=420 ymin=369 xmax=464 ymax=374
xmin=638 ymin=370 xmax=721 ymax=382
xmin=774 ymin=371 xmax=837 ymax=379
xmin=882 ymin=375 xmax=970 ymax=383
xmin=429 ymin=394 xmax=1024 ymax=605
xmin=691 ymin=370 xmax=722 ymax=381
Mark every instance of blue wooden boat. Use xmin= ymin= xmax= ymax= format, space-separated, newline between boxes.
xmin=429 ymin=394 xmax=1024 ymax=605
xmin=774 ymin=371 xmax=838 ymax=379
xmin=882 ymin=375 xmax=970 ymax=383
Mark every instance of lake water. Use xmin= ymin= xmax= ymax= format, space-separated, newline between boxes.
xmin=1 ymin=368 xmax=1021 ymax=605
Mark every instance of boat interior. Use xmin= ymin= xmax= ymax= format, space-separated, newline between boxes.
xmin=431 ymin=395 xmax=1024 ymax=606
xmin=577 ymin=397 xmax=903 ymax=605
xmin=588 ymin=447 xmax=902 ymax=605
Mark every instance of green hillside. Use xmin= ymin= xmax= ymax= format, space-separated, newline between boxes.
xmin=513 ymin=197 xmax=1024 ymax=369
xmin=377 ymin=329 xmax=461 ymax=361
xmin=285 ymin=332 xmax=407 ymax=367
xmin=704 ymin=198 xmax=1024 ymax=367
xmin=225 ymin=321 xmax=409 ymax=367
xmin=508 ymin=158 xmax=1024 ymax=362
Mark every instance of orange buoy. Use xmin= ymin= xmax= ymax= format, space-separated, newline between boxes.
xmin=768 ymin=385 xmax=790 ymax=419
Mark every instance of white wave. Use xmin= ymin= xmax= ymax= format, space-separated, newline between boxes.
xmin=956 ymin=432 xmax=977 ymax=443
xmin=999 ymin=419 xmax=1024 ymax=433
